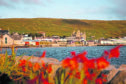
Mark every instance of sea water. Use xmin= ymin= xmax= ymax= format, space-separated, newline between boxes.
xmin=1 ymin=46 xmax=126 ymax=65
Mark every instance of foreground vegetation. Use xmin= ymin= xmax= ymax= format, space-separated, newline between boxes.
xmin=0 ymin=45 xmax=122 ymax=84
xmin=0 ymin=18 xmax=126 ymax=40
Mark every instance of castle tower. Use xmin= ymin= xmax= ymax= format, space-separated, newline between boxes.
xmin=71 ymin=30 xmax=76 ymax=37
xmin=82 ymin=32 xmax=86 ymax=41
xmin=76 ymin=30 xmax=81 ymax=38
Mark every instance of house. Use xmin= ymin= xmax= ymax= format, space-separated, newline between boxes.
xmin=65 ymin=37 xmax=76 ymax=44
xmin=34 ymin=36 xmax=43 ymax=41
xmin=11 ymin=33 xmax=24 ymax=45
xmin=100 ymin=39 xmax=114 ymax=45
xmin=87 ymin=40 xmax=96 ymax=46
xmin=0 ymin=33 xmax=25 ymax=46
xmin=23 ymin=39 xmax=40 ymax=46
xmin=51 ymin=36 xmax=60 ymax=43
xmin=1 ymin=34 xmax=14 ymax=46
xmin=23 ymin=35 xmax=32 ymax=40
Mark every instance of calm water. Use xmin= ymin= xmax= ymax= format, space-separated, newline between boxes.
xmin=1 ymin=46 xmax=126 ymax=65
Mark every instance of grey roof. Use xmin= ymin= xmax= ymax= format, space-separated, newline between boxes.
xmin=0 ymin=30 xmax=9 ymax=34
xmin=11 ymin=35 xmax=23 ymax=40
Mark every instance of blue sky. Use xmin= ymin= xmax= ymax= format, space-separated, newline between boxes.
xmin=0 ymin=0 xmax=126 ymax=20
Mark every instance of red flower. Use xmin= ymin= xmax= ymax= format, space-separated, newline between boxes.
xmin=83 ymin=78 xmax=88 ymax=84
xmin=101 ymin=73 xmax=107 ymax=78
xmin=62 ymin=57 xmax=78 ymax=71
xmin=109 ymin=46 xmax=121 ymax=58
xmin=42 ymin=60 xmax=46 ymax=68
xmin=95 ymin=78 xmax=103 ymax=84
xmin=75 ymin=71 xmax=81 ymax=79
xmin=19 ymin=59 xmax=27 ymax=67
xmin=70 ymin=58 xmax=78 ymax=71
xmin=22 ymin=66 xmax=26 ymax=72
xmin=33 ymin=63 xmax=41 ymax=72
xmin=76 ymin=51 xmax=87 ymax=63
xmin=85 ymin=59 xmax=95 ymax=69
xmin=42 ymin=79 xmax=49 ymax=84
xmin=40 ymin=51 xmax=46 ymax=58
xmin=28 ymin=61 xmax=32 ymax=68
xmin=46 ymin=64 xmax=52 ymax=73
xmin=71 ymin=51 xmax=76 ymax=57
xmin=102 ymin=78 xmax=107 ymax=82
xmin=85 ymin=71 xmax=96 ymax=80
xmin=62 ymin=58 xmax=70 ymax=68
xmin=104 ymin=50 xmax=109 ymax=56
xmin=96 ymin=57 xmax=109 ymax=70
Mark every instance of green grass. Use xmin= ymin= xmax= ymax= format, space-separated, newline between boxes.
xmin=0 ymin=18 xmax=126 ymax=40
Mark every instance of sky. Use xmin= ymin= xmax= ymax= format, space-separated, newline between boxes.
xmin=0 ymin=0 xmax=126 ymax=20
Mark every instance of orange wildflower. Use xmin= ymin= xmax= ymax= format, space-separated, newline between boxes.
xmin=76 ymin=51 xmax=87 ymax=63
xmin=75 ymin=71 xmax=81 ymax=79
xmin=96 ymin=57 xmax=109 ymax=70
xmin=28 ymin=61 xmax=32 ymax=68
xmin=41 ymin=60 xmax=46 ymax=68
xmin=101 ymin=73 xmax=107 ymax=78
xmin=19 ymin=59 xmax=27 ymax=67
xmin=69 ymin=58 xmax=78 ymax=71
xmin=95 ymin=78 xmax=103 ymax=84
xmin=62 ymin=58 xmax=71 ymax=68
xmin=85 ymin=71 xmax=96 ymax=80
xmin=109 ymin=45 xmax=121 ymax=58
xmin=42 ymin=79 xmax=49 ymax=84
xmin=83 ymin=78 xmax=88 ymax=84
xmin=46 ymin=64 xmax=52 ymax=73
xmin=62 ymin=57 xmax=78 ymax=71
xmin=22 ymin=66 xmax=26 ymax=72
xmin=33 ymin=63 xmax=41 ymax=72
xmin=40 ymin=51 xmax=46 ymax=58
xmin=84 ymin=59 xmax=95 ymax=70
xmin=71 ymin=51 xmax=76 ymax=57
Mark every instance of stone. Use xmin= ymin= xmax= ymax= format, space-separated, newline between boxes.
xmin=118 ymin=64 xmax=126 ymax=71
xmin=107 ymin=68 xmax=119 ymax=82
xmin=104 ymin=65 xmax=116 ymax=71
xmin=108 ymin=71 xmax=126 ymax=84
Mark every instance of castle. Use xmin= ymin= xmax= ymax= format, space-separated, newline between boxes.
xmin=71 ymin=30 xmax=86 ymax=41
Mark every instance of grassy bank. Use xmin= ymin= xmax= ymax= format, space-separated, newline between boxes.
xmin=0 ymin=18 xmax=126 ymax=40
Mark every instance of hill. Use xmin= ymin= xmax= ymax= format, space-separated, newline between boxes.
xmin=0 ymin=18 xmax=126 ymax=40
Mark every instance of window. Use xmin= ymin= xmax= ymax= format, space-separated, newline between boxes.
xmin=5 ymin=37 xmax=7 ymax=44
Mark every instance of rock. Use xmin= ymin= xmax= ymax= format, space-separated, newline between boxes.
xmin=118 ymin=64 xmax=126 ymax=71
xmin=107 ymin=68 xmax=119 ymax=82
xmin=104 ymin=65 xmax=116 ymax=71
xmin=16 ymin=56 xmax=60 ymax=65
xmin=108 ymin=71 xmax=126 ymax=84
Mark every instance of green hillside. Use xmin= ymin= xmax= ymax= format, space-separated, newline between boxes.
xmin=0 ymin=18 xmax=126 ymax=40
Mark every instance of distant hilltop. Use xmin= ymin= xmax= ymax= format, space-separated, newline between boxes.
xmin=0 ymin=18 xmax=126 ymax=40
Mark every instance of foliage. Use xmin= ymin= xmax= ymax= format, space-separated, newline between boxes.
xmin=0 ymin=45 xmax=122 ymax=84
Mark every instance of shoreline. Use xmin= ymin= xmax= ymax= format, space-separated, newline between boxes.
xmin=0 ymin=45 xmax=124 ymax=48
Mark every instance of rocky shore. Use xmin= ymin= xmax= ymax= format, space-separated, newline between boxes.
xmin=15 ymin=56 xmax=126 ymax=84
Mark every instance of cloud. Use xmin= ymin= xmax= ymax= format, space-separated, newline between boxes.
xmin=0 ymin=0 xmax=51 ymax=8
xmin=0 ymin=0 xmax=12 ymax=7
xmin=110 ymin=0 xmax=126 ymax=19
